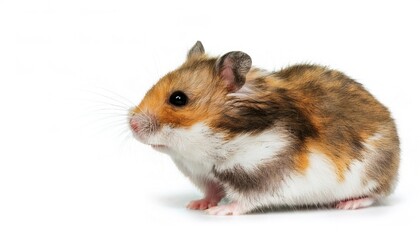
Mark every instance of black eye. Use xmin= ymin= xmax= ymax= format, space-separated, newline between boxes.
xmin=169 ymin=91 xmax=188 ymax=107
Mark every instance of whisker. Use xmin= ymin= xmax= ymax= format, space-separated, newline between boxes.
xmin=99 ymin=120 xmax=130 ymax=127
xmin=98 ymin=118 xmax=130 ymax=125
xmin=83 ymin=117 xmax=130 ymax=129
xmin=85 ymin=90 xmax=133 ymax=109
xmin=94 ymin=124 xmax=131 ymax=137
xmin=116 ymin=127 xmax=132 ymax=140
xmin=81 ymin=112 xmax=129 ymax=122
xmin=84 ymin=100 xmax=132 ymax=110
xmin=85 ymin=105 xmax=131 ymax=111
xmin=79 ymin=87 xmax=145 ymax=148
xmin=84 ymin=108 xmax=130 ymax=114
xmin=96 ymin=87 xmax=137 ymax=106
xmin=89 ymin=112 xmax=130 ymax=117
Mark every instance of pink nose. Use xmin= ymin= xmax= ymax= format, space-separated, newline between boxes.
xmin=130 ymin=118 xmax=139 ymax=132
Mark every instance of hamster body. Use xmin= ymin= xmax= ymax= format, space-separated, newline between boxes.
xmin=129 ymin=41 xmax=400 ymax=215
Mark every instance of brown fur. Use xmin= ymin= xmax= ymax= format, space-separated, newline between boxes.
xmin=363 ymin=122 xmax=400 ymax=196
xmin=135 ymin=47 xmax=399 ymax=199
xmin=213 ymin=150 xmax=295 ymax=193
xmin=212 ymin=64 xmax=398 ymax=195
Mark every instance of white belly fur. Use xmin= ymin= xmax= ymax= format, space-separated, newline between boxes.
xmin=279 ymin=151 xmax=377 ymax=205
xmin=165 ymin=123 xmax=378 ymax=207
xmin=228 ymin=151 xmax=378 ymax=209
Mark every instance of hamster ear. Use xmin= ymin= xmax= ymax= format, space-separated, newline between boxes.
xmin=216 ymin=51 xmax=252 ymax=92
xmin=187 ymin=41 xmax=205 ymax=59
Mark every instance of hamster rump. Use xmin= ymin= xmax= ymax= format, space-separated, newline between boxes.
xmin=129 ymin=41 xmax=400 ymax=215
xmin=210 ymin=66 xmax=400 ymax=214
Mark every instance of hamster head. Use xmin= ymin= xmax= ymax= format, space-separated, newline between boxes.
xmin=129 ymin=41 xmax=252 ymax=153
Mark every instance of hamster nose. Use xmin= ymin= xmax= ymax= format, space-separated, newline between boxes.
xmin=129 ymin=118 xmax=139 ymax=132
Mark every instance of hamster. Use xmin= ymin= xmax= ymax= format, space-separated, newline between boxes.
xmin=129 ymin=41 xmax=400 ymax=215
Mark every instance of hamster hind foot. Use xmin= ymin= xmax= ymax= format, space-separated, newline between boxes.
xmin=205 ymin=202 xmax=242 ymax=216
xmin=335 ymin=197 xmax=375 ymax=210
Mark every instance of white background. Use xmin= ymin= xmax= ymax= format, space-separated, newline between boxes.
xmin=1 ymin=0 xmax=419 ymax=239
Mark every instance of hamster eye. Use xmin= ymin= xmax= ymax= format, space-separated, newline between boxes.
xmin=169 ymin=91 xmax=188 ymax=107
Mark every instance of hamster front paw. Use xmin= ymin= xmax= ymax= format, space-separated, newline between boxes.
xmin=187 ymin=198 xmax=219 ymax=210
xmin=187 ymin=181 xmax=225 ymax=210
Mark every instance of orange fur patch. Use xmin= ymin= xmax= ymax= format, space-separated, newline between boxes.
xmin=135 ymin=58 xmax=227 ymax=130
xmin=271 ymin=66 xmax=388 ymax=181
xmin=294 ymin=151 xmax=309 ymax=173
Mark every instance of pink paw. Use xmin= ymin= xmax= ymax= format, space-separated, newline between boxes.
xmin=336 ymin=197 xmax=375 ymax=210
xmin=187 ymin=199 xmax=218 ymax=210
xmin=205 ymin=202 xmax=243 ymax=216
